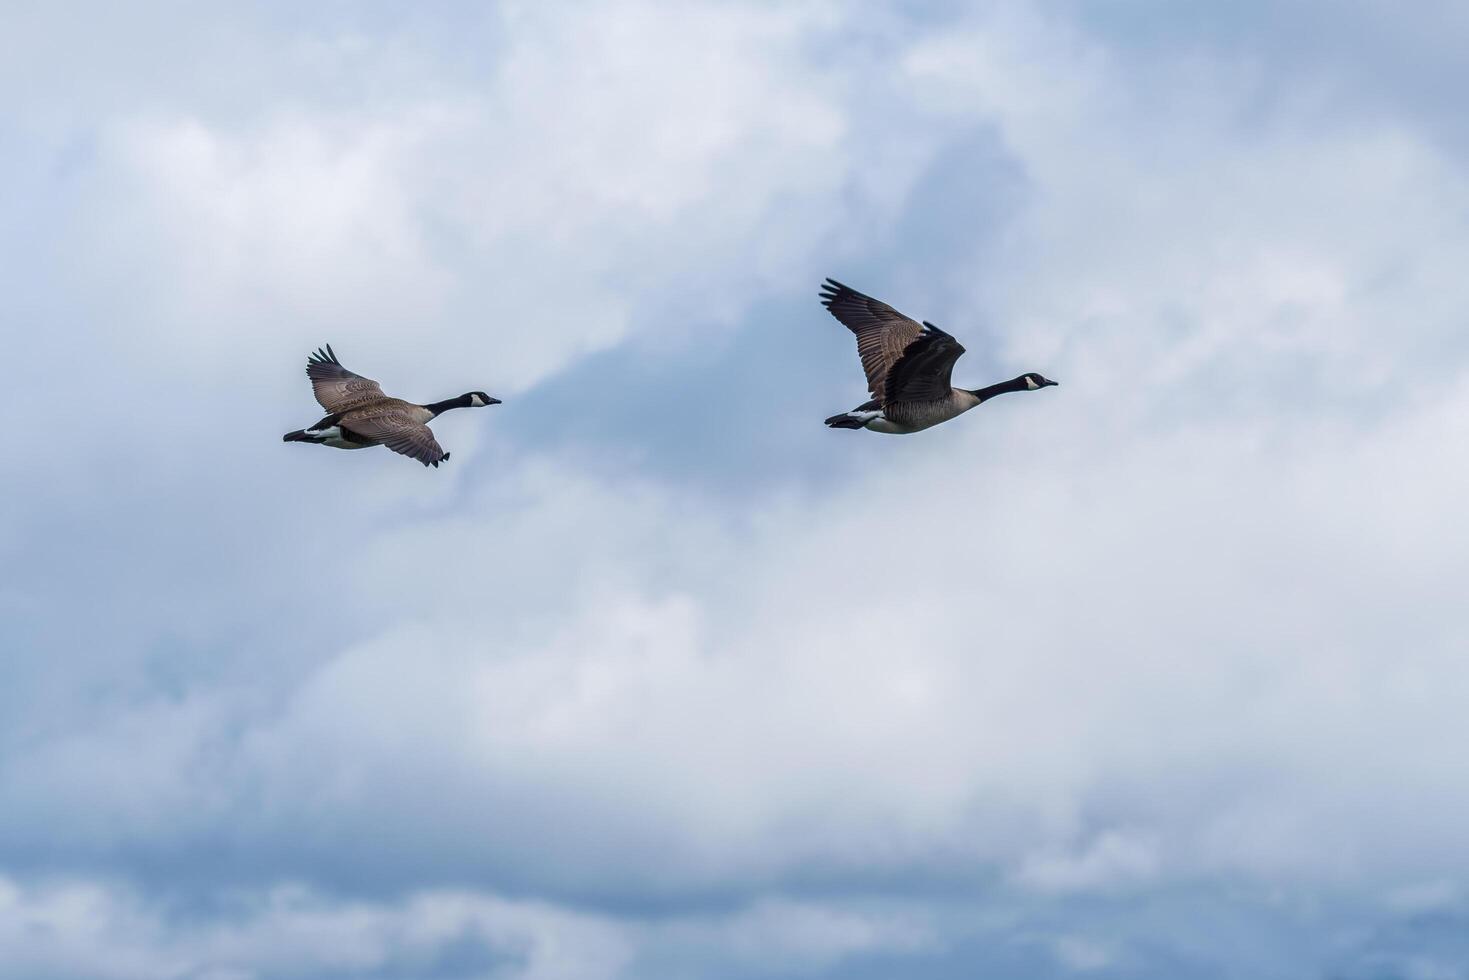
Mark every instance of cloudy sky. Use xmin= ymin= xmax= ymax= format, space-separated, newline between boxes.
xmin=4 ymin=1 xmax=1469 ymax=977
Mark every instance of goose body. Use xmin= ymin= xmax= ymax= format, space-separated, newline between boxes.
xmin=819 ymin=279 xmax=1056 ymax=433
xmin=282 ymin=345 xmax=499 ymax=467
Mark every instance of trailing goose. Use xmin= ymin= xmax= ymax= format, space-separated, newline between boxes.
xmin=819 ymin=278 xmax=1056 ymax=434
xmin=282 ymin=345 xmax=499 ymax=468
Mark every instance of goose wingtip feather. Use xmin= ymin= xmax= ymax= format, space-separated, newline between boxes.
xmin=307 ymin=344 xmax=341 ymax=367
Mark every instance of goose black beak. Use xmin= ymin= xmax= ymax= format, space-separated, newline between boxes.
xmin=1044 ymin=379 xmax=1059 ymax=387
xmin=487 ymin=396 xmax=502 ymax=405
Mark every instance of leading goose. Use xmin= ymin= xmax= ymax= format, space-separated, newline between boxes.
xmin=819 ymin=278 xmax=1056 ymax=433
xmin=282 ymin=345 xmax=500 ymax=467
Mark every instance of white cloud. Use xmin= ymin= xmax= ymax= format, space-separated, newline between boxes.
xmin=0 ymin=875 xmax=944 ymax=980
xmin=11 ymin=371 xmax=1467 ymax=899
xmin=53 ymin=0 xmax=864 ymax=407
xmin=0 ymin=875 xmax=632 ymax=980
xmin=655 ymin=898 xmax=935 ymax=974
xmin=1050 ymin=934 xmax=1114 ymax=972
xmin=1013 ymin=831 xmax=1160 ymax=894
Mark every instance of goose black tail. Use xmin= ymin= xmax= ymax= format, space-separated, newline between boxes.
xmin=824 ymin=413 xmax=867 ymax=429
xmin=283 ymin=429 xmax=311 ymax=442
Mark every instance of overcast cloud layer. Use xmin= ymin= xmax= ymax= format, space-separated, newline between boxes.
xmin=4 ymin=2 xmax=1469 ymax=977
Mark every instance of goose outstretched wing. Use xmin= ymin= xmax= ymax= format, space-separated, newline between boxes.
xmin=341 ymin=410 xmax=449 ymax=467
xmin=882 ymin=322 xmax=966 ymax=405
xmin=306 ymin=345 xmax=387 ymax=413
xmin=819 ymin=279 xmax=935 ymax=405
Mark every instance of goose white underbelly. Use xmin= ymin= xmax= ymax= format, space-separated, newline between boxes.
xmin=309 ymin=425 xmax=371 ymax=449
xmin=866 ymin=416 xmax=912 ymax=434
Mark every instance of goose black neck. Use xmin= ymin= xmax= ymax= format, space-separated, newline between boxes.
xmin=423 ymin=394 xmax=473 ymax=417
xmin=968 ymin=376 xmax=1030 ymax=403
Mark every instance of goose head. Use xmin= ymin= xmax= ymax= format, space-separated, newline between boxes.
xmin=1021 ymin=373 xmax=1058 ymax=390
xmin=466 ymin=391 xmax=502 ymax=407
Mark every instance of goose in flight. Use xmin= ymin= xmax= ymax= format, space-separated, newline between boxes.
xmin=819 ymin=279 xmax=1056 ymax=434
xmin=282 ymin=345 xmax=499 ymax=467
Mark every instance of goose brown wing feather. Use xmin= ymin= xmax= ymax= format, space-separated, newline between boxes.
xmin=306 ymin=345 xmax=387 ymax=413
xmin=340 ymin=411 xmax=448 ymax=467
xmin=883 ymin=323 xmax=966 ymax=405
xmin=819 ymin=279 xmax=925 ymax=404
